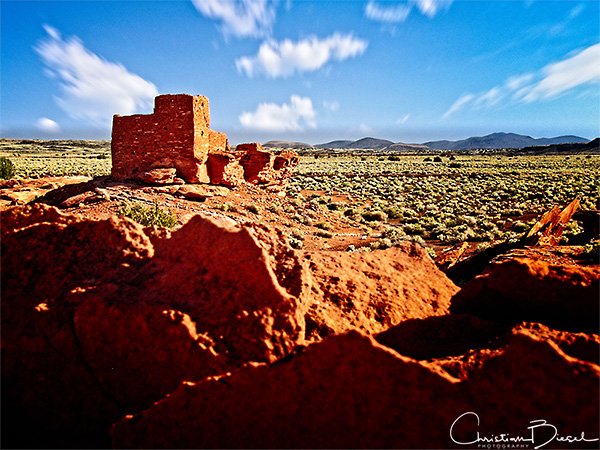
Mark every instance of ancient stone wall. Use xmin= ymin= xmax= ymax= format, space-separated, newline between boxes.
xmin=111 ymin=94 xmax=298 ymax=187
xmin=111 ymin=94 xmax=226 ymax=183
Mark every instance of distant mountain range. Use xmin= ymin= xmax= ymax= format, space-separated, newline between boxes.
xmin=263 ymin=132 xmax=591 ymax=151
xmin=423 ymin=132 xmax=589 ymax=150
xmin=316 ymin=137 xmax=394 ymax=150
xmin=262 ymin=140 xmax=313 ymax=150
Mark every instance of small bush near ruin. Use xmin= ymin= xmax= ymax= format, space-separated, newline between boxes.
xmin=0 ymin=157 xmax=16 ymax=179
xmin=118 ymin=201 xmax=178 ymax=228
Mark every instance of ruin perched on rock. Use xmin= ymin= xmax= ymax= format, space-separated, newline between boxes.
xmin=111 ymin=94 xmax=298 ymax=186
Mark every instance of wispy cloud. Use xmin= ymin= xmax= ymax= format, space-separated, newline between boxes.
xmin=36 ymin=117 xmax=61 ymax=133
xmin=191 ymin=0 xmax=276 ymax=38
xmin=365 ymin=0 xmax=453 ymax=23
xmin=397 ymin=113 xmax=411 ymax=124
xmin=443 ymin=42 xmax=600 ymax=118
xmin=365 ymin=1 xmax=411 ymax=23
xmin=414 ymin=0 xmax=453 ymax=18
xmin=358 ymin=123 xmax=372 ymax=133
xmin=522 ymin=43 xmax=600 ymax=101
xmin=323 ymin=100 xmax=340 ymax=112
xmin=442 ymin=94 xmax=474 ymax=119
xmin=236 ymin=33 xmax=368 ymax=78
xmin=35 ymin=25 xmax=158 ymax=127
xmin=239 ymin=95 xmax=316 ymax=132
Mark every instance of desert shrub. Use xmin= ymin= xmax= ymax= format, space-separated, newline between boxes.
xmin=327 ymin=202 xmax=344 ymax=211
xmin=218 ymin=202 xmax=238 ymax=213
xmin=118 ymin=201 xmax=178 ymax=228
xmin=433 ymin=156 xmax=443 ymax=163
xmin=449 ymin=162 xmax=461 ymax=168
xmin=316 ymin=229 xmax=333 ymax=238
xmin=0 ymin=157 xmax=16 ymax=179
xmin=245 ymin=204 xmax=260 ymax=214
xmin=362 ymin=210 xmax=387 ymax=222
xmin=511 ymin=220 xmax=529 ymax=232
xmin=387 ymin=155 xmax=402 ymax=161
xmin=315 ymin=221 xmax=333 ymax=230
xmin=384 ymin=206 xmax=402 ymax=219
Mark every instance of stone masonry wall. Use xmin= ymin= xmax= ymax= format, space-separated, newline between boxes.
xmin=111 ymin=94 xmax=228 ymax=183
xmin=111 ymin=93 xmax=298 ymax=187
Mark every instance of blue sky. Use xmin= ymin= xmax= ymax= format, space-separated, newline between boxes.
xmin=1 ymin=0 xmax=599 ymax=144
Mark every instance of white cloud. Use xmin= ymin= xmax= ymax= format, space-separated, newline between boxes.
xmin=473 ymin=86 xmax=502 ymax=108
xmin=365 ymin=0 xmax=452 ymax=23
xmin=236 ymin=33 xmax=368 ymax=78
xmin=505 ymin=73 xmax=534 ymax=91
xmin=323 ymin=100 xmax=340 ymax=112
xmin=36 ymin=117 xmax=61 ymax=133
xmin=191 ymin=0 xmax=276 ymax=38
xmin=358 ymin=123 xmax=372 ymax=133
xmin=397 ymin=113 xmax=410 ymax=124
xmin=239 ymin=95 xmax=316 ymax=132
xmin=522 ymin=43 xmax=600 ymax=102
xmin=35 ymin=25 xmax=158 ymax=127
xmin=443 ymin=42 xmax=600 ymax=117
xmin=442 ymin=94 xmax=474 ymax=118
xmin=414 ymin=0 xmax=453 ymax=18
xmin=365 ymin=1 xmax=411 ymax=23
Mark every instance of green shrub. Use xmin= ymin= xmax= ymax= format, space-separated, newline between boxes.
xmin=315 ymin=221 xmax=333 ymax=230
xmin=118 ymin=201 xmax=178 ymax=228
xmin=362 ymin=210 xmax=387 ymax=222
xmin=0 ymin=157 xmax=16 ymax=179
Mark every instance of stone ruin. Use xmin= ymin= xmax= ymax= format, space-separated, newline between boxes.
xmin=111 ymin=94 xmax=298 ymax=187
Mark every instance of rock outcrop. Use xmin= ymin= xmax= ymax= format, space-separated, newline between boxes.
xmin=302 ymin=244 xmax=459 ymax=340
xmin=112 ymin=330 xmax=599 ymax=449
xmin=2 ymin=203 xmax=598 ymax=449
xmin=1 ymin=205 xmax=303 ymax=448
xmin=1 ymin=204 xmax=460 ymax=448
xmin=451 ymin=253 xmax=600 ymax=331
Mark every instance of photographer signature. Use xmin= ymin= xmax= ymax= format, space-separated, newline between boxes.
xmin=450 ymin=412 xmax=599 ymax=449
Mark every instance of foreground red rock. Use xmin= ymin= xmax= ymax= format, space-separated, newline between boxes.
xmin=1 ymin=204 xmax=302 ymax=448
xmin=1 ymin=204 xmax=460 ymax=448
xmin=112 ymin=330 xmax=600 ymax=449
xmin=451 ymin=253 xmax=600 ymax=331
xmin=303 ymin=244 xmax=459 ymax=339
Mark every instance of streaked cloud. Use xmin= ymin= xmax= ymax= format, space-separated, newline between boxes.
xmin=442 ymin=94 xmax=474 ymax=118
xmin=236 ymin=33 xmax=368 ymax=78
xmin=365 ymin=1 xmax=411 ymax=23
xmin=443 ymin=42 xmax=600 ymax=118
xmin=36 ymin=117 xmax=61 ymax=133
xmin=365 ymin=0 xmax=453 ymax=23
xmin=191 ymin=0 xmax=276 ymax=38
xmin=35 ymin=25 xmax=158 ymax=127
xmin=323 ymin=100 xmax=340 ymax=112
xmin=397 ymin=113 xmax=411 ymax=124
xmin=522 ymin=43 xmax=600 ymax=101
xmin=239 ymin=95 xmax=316 ymax=131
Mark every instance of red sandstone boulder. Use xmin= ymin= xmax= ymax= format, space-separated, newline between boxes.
xmin=0 ymin=205 xmax=303 ymax=448
xmin=450 ymin=255 xmax=600 ymax=331
xmin=137 ymin=167 xmax=178 ymax=184
xmin=302 ymin=243 xmax=459 ymax=340
xmin=112 ymin=331 xmax=464 ymax=449
xmin=111 ymin=330 xmax=599 ymax=449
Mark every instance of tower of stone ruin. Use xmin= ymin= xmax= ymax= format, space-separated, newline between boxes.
xmin=111 ymin=93 xmax=299 ymax=187
xmin=111 ymin=94 xmax=228 ymax=183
